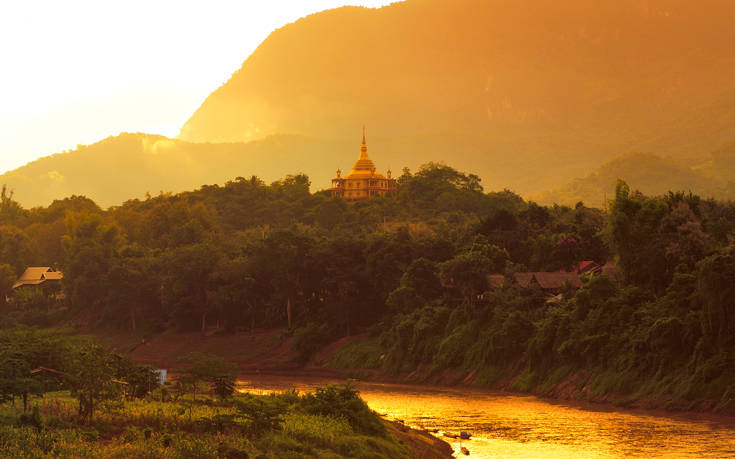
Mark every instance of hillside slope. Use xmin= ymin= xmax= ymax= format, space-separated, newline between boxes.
xmin=532 ymin=153 xmax=723 ymax=207
xmin=533 ymin=149 xmax=735 ymax=207
xmin=0 ymin=133 xmax=347 ymax=208
xmin=179 ymin=0 xmax=735 ymax=195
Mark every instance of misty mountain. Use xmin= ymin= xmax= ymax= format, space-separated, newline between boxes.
xmin=4 ymin=0 xmax=735 ymax=208
xmin=179 ymin=0 xmax=735 ymax=195
xmin=533 ymin=153 xmax=734 ymax=208
xmin=0 ymin=133 xmax=348 ymax=208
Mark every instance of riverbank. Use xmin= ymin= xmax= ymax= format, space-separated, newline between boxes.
xmin=96 ymin=329 xmax=455 ymax=457
xmin=95 ymin=328 xmax=735 ymax=418
xmin=385 ymin=420 xmax=455 ymax=459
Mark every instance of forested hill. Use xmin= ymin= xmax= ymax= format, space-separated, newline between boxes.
xmin=0 ymin=132 xmax=346 ymax=208
xmin=533 ymin=153 xmax=735 ymax=208
xmin=2 ymin=163 xmax=735 ymax=411
xmin=5 ymin=132 xmax=735 ymax=210
xmin=179 ymin=0 xmax=735 ymax=195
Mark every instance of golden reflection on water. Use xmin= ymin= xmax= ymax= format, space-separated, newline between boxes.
xmin=238 ymin=377 xmax=735 ymax=458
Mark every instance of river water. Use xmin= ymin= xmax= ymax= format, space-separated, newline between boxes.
xmin=237 ymin=376 xmax=735 ymax=458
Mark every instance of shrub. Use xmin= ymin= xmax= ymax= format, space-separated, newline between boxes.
xmin=298 ymin=384 xmax=385 ymax=437
xmin=18 ymin=406 xmax=43 ymax=431
xmin=291 ymin=322 xmax=330 ymax=364
xmin=234 ymin=394 xmax=287 ymax=437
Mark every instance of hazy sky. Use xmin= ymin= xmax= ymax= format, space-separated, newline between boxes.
xmin=0 ymin=0 xmax=395 ymax=174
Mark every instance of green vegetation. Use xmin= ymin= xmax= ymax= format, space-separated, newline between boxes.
xmin=0 ymin=386 xmax=409 ymax=458
xmin=0 ymin=327 xmax=409 ymax=457
xmin=2 ymin=161 xmax=735 ymax=413
xmin=177 ymin=353 xmax=237 ymax=401
xmin=337 ymin=179 xmax=735 ymax=410
xmin=533 ymin=153 xmax=735 ymax=208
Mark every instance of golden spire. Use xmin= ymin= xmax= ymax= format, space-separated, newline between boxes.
xmin=346 ymin=125 xmax=382 ymax=179
xmin=360 ymin=125 xmax=368 ymax=159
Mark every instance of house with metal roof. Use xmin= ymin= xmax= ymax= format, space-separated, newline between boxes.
xmin=12 ymin=267 xmax=64 ymax=289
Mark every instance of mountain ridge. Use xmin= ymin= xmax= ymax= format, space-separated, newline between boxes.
xmin=4 ymin=0 xmax=735 ymax=207
xmin=178 ymin=0 xmax=735 ymax=194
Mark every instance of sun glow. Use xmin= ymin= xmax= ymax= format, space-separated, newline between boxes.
xmin=0 ymin=0 xmax=396 ymax=174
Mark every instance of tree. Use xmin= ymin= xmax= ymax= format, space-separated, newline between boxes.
xmin=439 ymin=251 xmax=493 ymax=306
xmin=660 ymin=202 xmax=711 ymax=272
xmin=178 ymin=352 xmax=237 ymax=400
xmin=61 ymin=213 xmax=123 ymax=312
xmin=234 ymin=393 xmax=286 ymax=437
xmin=0 ymin=185 xmax=28 ymax=227
xmin=65 ymin=343 xmax=118 ymax=423
xmin=116 ymin=358 xmax=160 ymax=399
xmin=255 ymin=230 xmax=314 ymax=330
xmin=106 ymin=246 xmax=161 ymax=331
xmin=0 ymin=226 xmax=35 ymax=275
xmin=0 ymin=352 xmax=40 ymax=411
xmin=163 ymin=243 xmax=221 ymax=332
xmin=606 ymin=180 xmax=670 ymax=290
xmin=0 ymin=263 xmax=15 ymax=308
xmin=696 ymin=250 xmax=735 ymax=347
xmin=400 ymin=258 xmax=442 ymax=301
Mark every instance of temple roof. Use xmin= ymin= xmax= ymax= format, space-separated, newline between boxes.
xmin=346 ymin=127 xmax=386 ymax=179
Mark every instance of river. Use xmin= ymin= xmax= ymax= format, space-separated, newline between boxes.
xmin=237 ymin=376 xmax=735 ymax=458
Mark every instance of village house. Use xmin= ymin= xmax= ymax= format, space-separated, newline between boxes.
xmin=12 ymin=267 xmax=64 ymax=289
xmin=508 ymin=271 xmax=582 ymax=294
xmin=487 ymin=261 xmax=618 ymax=295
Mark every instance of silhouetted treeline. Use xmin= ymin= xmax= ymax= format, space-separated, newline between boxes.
xmin=3 ymin=164 xmax=735 ymax=404
xmin=370 ymin=180 xmax=735 ymax=406
xmin=0 ymin=164 xmax=609 ymax=334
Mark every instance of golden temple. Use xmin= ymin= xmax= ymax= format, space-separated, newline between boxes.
xmin=331 ymin=127 xmax=397 ymax=200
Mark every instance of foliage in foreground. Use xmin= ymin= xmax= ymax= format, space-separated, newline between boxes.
xmin=0 ymin=384 xmax=410 ymax=459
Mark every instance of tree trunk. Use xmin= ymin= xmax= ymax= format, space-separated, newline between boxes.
xmin=22 ymin=393 xmax=27 ymax=412
xmin=345 ymin=299 xmax=351 ymax=336
xmin=287 ymin=297 xmax=292 ymax=329
xmin=131 ymin=307 xmax=137 ymax=332
xmin=201 ymin=311 xmax=207 ymax=334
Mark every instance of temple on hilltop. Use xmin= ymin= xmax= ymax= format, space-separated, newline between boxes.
xmin=331 ymin=127 xmax=397 ymax=200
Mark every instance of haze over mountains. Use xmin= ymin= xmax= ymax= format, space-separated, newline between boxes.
xmin=4 ymin=0 xmax=735 ymax=207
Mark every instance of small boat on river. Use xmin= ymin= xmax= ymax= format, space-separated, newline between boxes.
xmin=460 ymin=446 xmax=470 ymax=455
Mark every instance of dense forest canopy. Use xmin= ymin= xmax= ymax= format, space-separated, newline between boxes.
xmin=2 ymin=162 xmax=735 ymax=407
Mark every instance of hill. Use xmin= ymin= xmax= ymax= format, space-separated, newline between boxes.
xmin=0 ymin=132 xmax=352 ymax=208
xmin=179 ymin=0 xmax=735 ymax=195
xmin=532 ymin=153 xmax=731 ymax=207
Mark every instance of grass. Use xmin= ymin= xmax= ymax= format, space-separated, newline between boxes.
xmin=0 ymin=386 xmax=413 ymax=458
xmin=327 ymin=338 xmax=384 ymax=370
xmin=535 ymin=365 xmax=574 ymax=394
xmin=511 ymin=367 xmax=538 ymax=392
xmin=471 ymin=365 xmax=505 ymax=388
